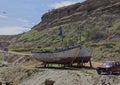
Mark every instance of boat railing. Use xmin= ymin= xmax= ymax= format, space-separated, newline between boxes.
xmin=31 ymin=44 xmax=81 ymax=53
xmin=31 ymin=50 xmax=53 ymax=53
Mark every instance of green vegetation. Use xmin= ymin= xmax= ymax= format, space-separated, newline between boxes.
xmin=79 ymin=68 xmax=94 ymax=75
xmin=90 ymin=42 xmax=120 ymax=62
xmin=9 ymin=23 xmax=89 ymax=51
xmin=0 ymin=56 xmax=4 ymax=60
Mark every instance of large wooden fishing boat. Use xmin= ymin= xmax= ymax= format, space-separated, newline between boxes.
xmin=31 ymin=45 xmax=92 ymax=66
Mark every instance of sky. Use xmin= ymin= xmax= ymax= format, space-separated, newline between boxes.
xmin=0 ymin=0 xmax=85 ymax=35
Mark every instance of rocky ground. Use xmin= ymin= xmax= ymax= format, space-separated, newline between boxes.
xmin=0 ymin=51 xmax=119 ymax=85
xmin=21 ymin=70 xmax=120 ymax=85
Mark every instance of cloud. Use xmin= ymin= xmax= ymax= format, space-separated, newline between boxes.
xmin=0 ymin=26 xmax=30 ymax=35
xmin=50 ymin=0 xmax=85 ymax=9
xmin=17 ymin=18 xmax=29 ymax=23
xmin=50 ymin=1 xmax=75 ymax=9
xmin=17 ymin=18 xmax=35 ymax=28
xmin=0 ymin=14 xmax=7 ymax=19
xmin=0 ymin=17 xmax=34 ymax=35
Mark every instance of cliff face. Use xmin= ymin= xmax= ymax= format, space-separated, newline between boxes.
xmin=34 ymin=0 xmax=120 ymax=31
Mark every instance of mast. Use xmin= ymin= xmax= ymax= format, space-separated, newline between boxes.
xmin=77 ymin=27 xmax=82 ymax=43
xmin=58 ymin=10 xmax=64 ymax=49
xmin=58 ymin=26 xmax=63 ymax=49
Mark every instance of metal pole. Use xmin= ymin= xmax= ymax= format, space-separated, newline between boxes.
xmin=61 ymin=35 xmax=63 ymax=49
xmin=58 ymin=10 xmax=64 ymax=49
xmin=77 ymin=27 xmax=81 ymax=43
xmin=80 ymin=31 xmax=81 ymax=42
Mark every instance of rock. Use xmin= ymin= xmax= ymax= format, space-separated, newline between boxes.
xmin=0 ymin=61 xmax=9 ymax=67
xmin=33 ymin=0 xmax=120 ymax=31
xmin=44 ymin=79 xmax=55 ymax=85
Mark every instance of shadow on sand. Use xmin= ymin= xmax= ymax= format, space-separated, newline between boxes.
xmin=35 ymin=65 xmax=95 ymax=71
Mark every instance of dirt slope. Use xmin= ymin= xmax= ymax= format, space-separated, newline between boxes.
xmin=21 ymin=70 xmax=120 ymax=85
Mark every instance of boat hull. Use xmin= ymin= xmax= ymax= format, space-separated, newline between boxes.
xmin=32 ymin=46 xmax=80 ymax=64
xmin=32 ymin=46 xmax=91 ymax=65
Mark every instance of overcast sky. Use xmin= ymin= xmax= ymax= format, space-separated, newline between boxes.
xmin=0 ymin=0 xmax=85 ymax=35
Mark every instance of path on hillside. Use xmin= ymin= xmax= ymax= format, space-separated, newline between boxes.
xmin=0 ymin=49 xmax=103 ymax=70
xmin=0 ymin=50 xmax=32 ymax=56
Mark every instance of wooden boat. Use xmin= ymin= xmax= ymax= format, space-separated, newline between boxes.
xmin=32 ymin=27 xmax=92 ymax=67
xmin=31 ymin=45 xmax=92 ymax=66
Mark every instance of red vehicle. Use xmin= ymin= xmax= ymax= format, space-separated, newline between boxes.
xmin=96 ymin=61 xmax=120 ymax=75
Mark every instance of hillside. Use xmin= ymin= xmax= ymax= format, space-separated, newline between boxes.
xmin=0 ymin=35 xmax=15 ymax=42
xmin=1 ymin=0 xmax=120 ymax=62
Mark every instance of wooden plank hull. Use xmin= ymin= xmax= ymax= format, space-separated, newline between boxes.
xmin=42 ymin=57 xmax=76 ymax=64
xmin=32 ymin=45 xmax=91 ymax=64
xmin=32 ymin=46 xmax=80 ymax=64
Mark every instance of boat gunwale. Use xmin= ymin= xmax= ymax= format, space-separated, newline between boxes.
xmin=31 ymin=45 xmax=81 ymax=53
